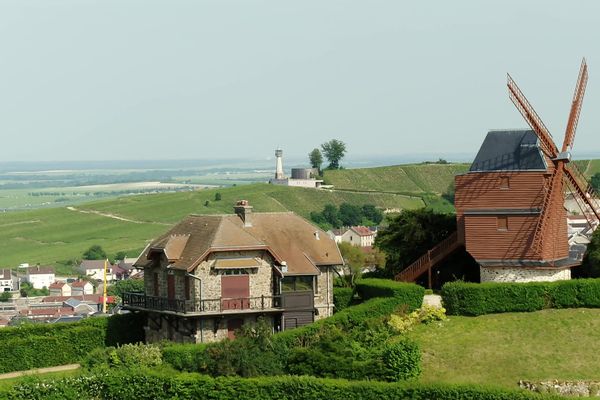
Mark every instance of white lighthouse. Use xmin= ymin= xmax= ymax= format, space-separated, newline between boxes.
xmin=275 ymin=149 xmax=284 ymax=179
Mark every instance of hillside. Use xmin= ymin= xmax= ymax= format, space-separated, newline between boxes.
xmin=323 ymin=163 xmax=469 ymax=195
xmin=0 ymin=183 xmax=423 ymax=269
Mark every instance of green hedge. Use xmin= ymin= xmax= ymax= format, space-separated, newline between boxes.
xmin=5 ymin=370 xmax=562 ymax=400
xmin=0 ymin=313 xmax=145 ymax=373
xmin=333 ymin=287 xmax=354 ymax=312
xmin=355 ymin=278 xmax=425 ymax=311
xmin=442 ymin=279 xmax=600 ymax=316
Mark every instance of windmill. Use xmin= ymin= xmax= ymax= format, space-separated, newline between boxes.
xmin=396 ymin=59 xmax=600 ymax=285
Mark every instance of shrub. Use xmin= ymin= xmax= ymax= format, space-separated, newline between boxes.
xmin=355 ymin=278 xmax=424 ymax=311
xmin=333 ymin=287 xmax=354 ymax=312
xmin=442 ymin=279 xmax=600 ymax=316
xmin=111 ymin=343 xmax=162 ymax=368
xmin=388 ymin=305 xmax=447 ymax=333
xmin=0 ymin=313 xmax=145 ymax=373
xmin=161 ymin=343 xmax=209 ymax=372
xmin=5 ymin=370 xmax=561 ymax=400
xmin=382 ymin=339 xmax=422 ymax=381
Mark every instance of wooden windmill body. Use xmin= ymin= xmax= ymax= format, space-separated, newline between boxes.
xmin=455 ymin=59 xmax=600 ymax=282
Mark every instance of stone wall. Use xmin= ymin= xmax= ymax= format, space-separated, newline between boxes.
xmin=196 ymin=315 xmax=276 ymax=343
xmin=520 ymin=380 xmax=600 ymax=397
xmin=314 ymin=266 xmax=334 ymax=320
xmin=480 ymin=266 xmax=571 ymax=283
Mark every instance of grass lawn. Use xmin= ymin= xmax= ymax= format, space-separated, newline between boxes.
xmin=409 ymin=308 xmax=600 ymax=389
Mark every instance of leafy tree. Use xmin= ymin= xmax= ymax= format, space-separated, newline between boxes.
xmin=204 ymin=200 xmax=210 ymax=207
xmin=114 ymin=251 xmax=128 ymax=262
xmin=321 ymin=139 xmax=347 ymax=170
xmin=574 ymin=228 xmax=600 ymax=278
xmin=83 ymin=245 xmax=107 ymax=260
xmin=374 ymin=209 xmax=456 ymax=278
xmin=591 ymin=172 xmax=600 ymax=193
xmin=107 ymin=279 xmax=145 ymax=298
xmin=442 ymin=181 xmax=455 ymax=204
xmin=308 ymin=148 xmax=323 ymax=172
xmin=214 ymin=192 xmax=222 ymax=201
xmin=338 ymin=242 xmax=366 ymax=286
xmin=0 ymin=291 xmax=11 ymax=302
xmin=19 ymin=282 xmax=49 ymax=297
xmin=361 ymin=205 xmax=383 ymax=225
xmin=339 ymin=203 xmax=362 ymax=226
xmin=322 ymin=204 xmax=341 ymax=228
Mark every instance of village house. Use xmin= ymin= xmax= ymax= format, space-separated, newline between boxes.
xmin=70 ymin=280 xmax=94 ymax=296
xmin=117 ymin=257 xmax=142 ymax=279
xmin=0 ymin=269 xmax=18 ymax=292
xmin=123 ymin=200 xmax=343 ymax=343
xmin=340 ymin=226 xmax=377 ymax=247
xmin=49 ymin=281 xmax=72 ymax=297
xmin=25 ymin=266 xmax=55 ymax=290
xmin=78 ymin=260 xmax=116 ymax=281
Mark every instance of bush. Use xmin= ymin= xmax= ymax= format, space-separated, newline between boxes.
xmin=161 ymin=343 xmax=209 ymax=372
xmin=0 ymin=313 xmax=145 ymax=373
xmin=382 ymin=339 xmax=422 ymax=381
xmin=5 ymin=370 xmax=562 ymax=400
xmin=442 ymin=279 xmax=600 ymax=316
xmin=355 ymin=279 xmax=424 ymax=311
xmin=333 ymin=287 xmax=354 ymax=312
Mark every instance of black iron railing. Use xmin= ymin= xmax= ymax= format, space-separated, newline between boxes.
xmin=122 ymin=292 xmax=282 ymax=314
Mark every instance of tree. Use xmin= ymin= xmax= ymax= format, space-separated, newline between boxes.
xmin=338 ymin=203 xmax=362 ymax=226
xmin=591 ymin=172 xmax=600 ymax=193
xmin=374 ymin=209 xmax=456 ymax=277
xmin=321 ymin=139 xmax=347 ymax=170
xmin=338 ymin=242 xmax=366 ymax=286
xmin=215 ymin=192 xmax=222 ymax=201
xmin=114 ymin=251 xmax=128 ymax=262
xmin=308 ymin=148 xmax=323 ymax=172
xmin=107 ymin=279 xmax=145 ymax=298
xmin=361 ymin=204 xmax=383 ymax=225
xmin=574 ymin=228 xmax=600 ymax=278
xmin=83 ymin=245 xmax=107 ymax=260
xmin=0 ymin=292 xmax=11 ymax=302
xmin=322 ymin=204 xmax=341 ymax=228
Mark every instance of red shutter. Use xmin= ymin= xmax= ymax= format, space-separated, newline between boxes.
xmin=184 ymin=276 xmax=190 ymax=300
xmin=221 ymin=275 xmax=250 ymax=310
xmin=167 ymin=275 xmax=175 ymax=299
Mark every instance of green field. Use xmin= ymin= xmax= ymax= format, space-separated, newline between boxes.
xmin=323 ymin=163 xmax=469 ymax=195
xmin=0 ymin=183 xmax=423 ymax=270
xmin=410 ymin=308 xmax=600 ymax=388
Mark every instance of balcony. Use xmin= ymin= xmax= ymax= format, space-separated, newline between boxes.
xmin=122 ymin=292 xmax=283 ymax=316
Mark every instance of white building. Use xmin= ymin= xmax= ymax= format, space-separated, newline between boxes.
xmin=340 ymin=226 xmax=377 ymax=247
xmin=79 ymin=260 xmax=116 ymax=281
xmin=0 ymin=269 xmax=18 ymax=292
xmin=268 ymin=149 xmax=323 ymax=188
xmin=48 ymin=281 xmax=72 ymax=297
xmin=70 ymin=280 xmax=94 ymax=296
xmin=25 ymin=266 xmax=55 ymax=290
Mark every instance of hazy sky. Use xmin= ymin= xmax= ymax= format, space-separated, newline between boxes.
xmin=1 ymin=0 xmax=599 ymax=162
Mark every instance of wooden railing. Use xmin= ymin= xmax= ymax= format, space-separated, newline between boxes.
xmin=122 ymin=292 xmax=282 ymax=315
xmin=394 ymin=231 xmax=462 ymax=286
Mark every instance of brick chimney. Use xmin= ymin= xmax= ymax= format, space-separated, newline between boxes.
xmin=234 ymin=200 xmax=253 ymax=227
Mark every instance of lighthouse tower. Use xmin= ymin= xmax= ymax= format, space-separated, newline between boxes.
xmin=275 ymin=149 xmax=284 ymax=179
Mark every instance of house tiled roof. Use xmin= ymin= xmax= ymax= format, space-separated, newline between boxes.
xmin=350 ymin=226 xmax=374 ymax=237
xmin=49 ymin=282 xmax=67 ymax=289
xmin=80 ymin=260 xmax=112 ymax=270
xmin=71 ymin=280 xmax=92 ymax=288
xmin=42 ymin=294 xmax=115 ymax=304
xmin=136 ymin=210 xmax=343 ymax=275
xmin=27 ymin=265 xmax=55 ymax=275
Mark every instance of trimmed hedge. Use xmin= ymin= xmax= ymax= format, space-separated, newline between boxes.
xmin=355 ymin=278 xmax=425 ymax=311
xmin=442 ymin=279 xmax=600 ymax=316
xmin=0 ymin=313 xmax=145 ymax=373
xmin=5 ymin=370 xmax=563 ymax=400
xmin=333 ymin=287 xmax=354 ymax=312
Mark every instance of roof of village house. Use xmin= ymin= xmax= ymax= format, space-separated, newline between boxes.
xmin=349 ymin=226 xmax=374 ymax=237
xmin=80 ymin=260 xmax=113 ymax=270
xmin=469 ymin=130 xmax=547 ymax=172
xmin=27 ymin=265 xmax=55 ymax=275
xmin=71 ymin=280 xmax=92 ymax=288
xmin=42 ymin=294 xmax=115 ymax=304
xmin=136 ymin=210 xmax=343 ymax=275
xmin=1 ymin=269 xmax=12 ymax=280
xmin=49 ymin=281 xmax=67 ymax=289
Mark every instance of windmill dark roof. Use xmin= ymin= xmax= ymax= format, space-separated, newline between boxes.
xmin=469 ymin=130 xmax=547 ymax=172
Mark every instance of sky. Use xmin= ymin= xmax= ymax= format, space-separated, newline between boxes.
xmin=1 ymin=0 xmax=600 ymax=163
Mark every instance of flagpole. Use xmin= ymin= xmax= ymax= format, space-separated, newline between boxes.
xmin=102 ymin=259 xmax=108 ymax=313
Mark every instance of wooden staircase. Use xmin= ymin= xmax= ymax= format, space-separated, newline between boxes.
xmin=394 ymin=231 xmax=463 ymax=287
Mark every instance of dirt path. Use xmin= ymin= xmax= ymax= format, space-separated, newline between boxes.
xmin=0 ymin=363 xmax=80 ymax=380
xmin=66 ymin=206 xmax=170 ymax=225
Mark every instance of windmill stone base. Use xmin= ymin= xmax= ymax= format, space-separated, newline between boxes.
xmin=480 ymin=266 xmax=571 ymax=283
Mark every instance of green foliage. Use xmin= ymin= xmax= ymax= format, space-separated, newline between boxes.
xmin=5 ymin=370 xmax=561 ymax=400
xmin=308 ymin=148 xmax=323 ymax=171
xmin=338 ymin=242 xmax=366 ymax=285
xmin=576 ymin=228 xmax=600 ymax=278
xmin=310 ymin=202 xmax=383 ymax=228
xmin=19 ymin=281 xmax=49 ymax=297
xmin=338 ymin=203 xmax=362 ymax=226
xmin=0 ymin=313 xmax=145 ymax=373
xmin=106 ymin=279 xmax=145 ymax=298
xmin=0 ymin=291 xmax=12 ymax=302
xmin=382 ymin=339 xmax=422 ymax=381
xmin=442 ymin=279 xmax=600 ymax=316
xmin=161 ymin=343 xmax=209 ymax=372
xmin=321 ymin=139 xmax=347 ymax=170
xmin=362 ymin=204 xmax=384 ymax=224
xmin=388 ymin=305 xmax=447 ymax=333
xmin=82 ymin=244 xmax=107 ymax=260
xmin=374 ymin=208 xmax=456 ymax=278
xmin=214 ymin=192 xmax=222 ymax=201
xmin=354 ymin=279 xmax=425 ymax=311
xmin=591 ymin=172 xmax=600 ymax=192
xmin=333 ymin=287 xmax=354 ymax=312
xmin=84 ymin=343 xmax=162 ymax=370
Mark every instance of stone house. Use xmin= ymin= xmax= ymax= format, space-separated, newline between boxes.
xmin=124 ymin=200 xmax=343 ymax=343
xmin=49 ymin=281 xmax=72 ymax=297
xmin=25 ymin=266 xmax=55 ymax=290
xmin=0 ymin=269 xmax=18 ymax=292
xmin=70 ymin=280 xmax=94 ymax=296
